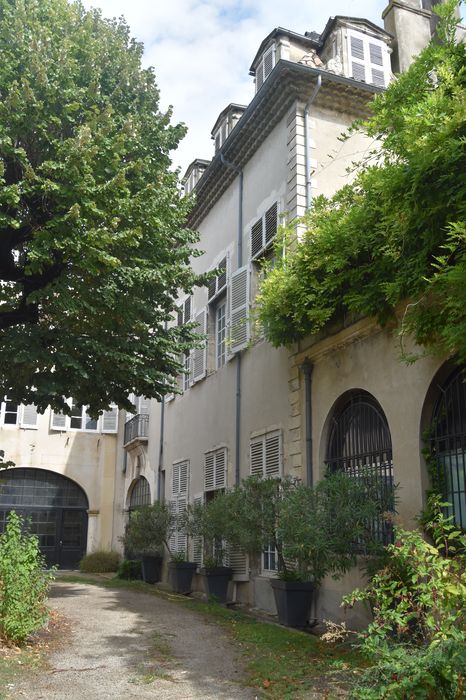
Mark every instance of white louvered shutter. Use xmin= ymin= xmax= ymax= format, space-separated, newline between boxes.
xmin=19 ymin=404 xmax=38 ymax=429
xmin=191 ymin=309 xmax=207 ymax=384
xmin=350 ymin=35 xmax=366 ymax=82
xmin=204 ymin=452 xmax=215 ymax=491
xmin=176 ymin=496 xmax=187 ymax=555
xmin=137 ymin=396 xmax=151 ymax=415
xmin=263 ymin=45 xmax=275 ymax=81
xmin=265 ymin=431 xmax=281 ymax=477
xmin=250 ymin=437 xmax=265 ymax=477
xmin=192 ymin=494 xmax=204 ymax=567
xmin=179 ymin=460 xmax=189 ymax=495
xmin=215 ymin=448 xmax=226 ymax=489
xmin=227 ymin=546 xmax=249 ymax=581
xmin=369 ymin=42 xmax=385 ymax=87
xmin=228 ymin=265 xmax=250 ymax=354
xmin=256 ymin=60 xmax=264 ymax=91
xmin=102 ymin=406 xmax=118 ymax=433
xmin=168 ymin=499 xmax=177 ymax=552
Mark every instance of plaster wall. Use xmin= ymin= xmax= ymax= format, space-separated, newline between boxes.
xmin=1 ymin=409 xmax=117 ymax=553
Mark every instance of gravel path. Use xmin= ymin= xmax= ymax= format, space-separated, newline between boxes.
xmin=10 ymin=581 xmax=257 ymax=700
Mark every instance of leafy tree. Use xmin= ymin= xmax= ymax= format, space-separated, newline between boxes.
xmin=0 ymin=0 xmax=204 ymax=414
xmin=258 ymin=2 xmax=466 ymax=365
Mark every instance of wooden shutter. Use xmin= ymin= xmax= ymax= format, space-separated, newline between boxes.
xmin=227 ymin=546 xmax=249 ymax=581
xmin=173 ymin=460 xmax=189 ymax=496
xmin=251 ymin=219 xmax=263 ymax=259
xmin=264 ymin=202 xmax=278 ymax=245
xmin=263 ymin=45 xmax=275 ymax=80
xmin=204 ymin=452 xmax=215 ymax=491
xmin=19 ymin=404 xmax=38 ymax=429
xmin=191 ymin=309 xmax=207 ymax=384
xmin=184 ymin=296 xmax=192 ymax=323
xmin=350 ymin=35 xmax=366 ymax=81
xmin=256 ymin=60 xmax=264 ymax=91
xmin=265 ymin=431 xmax=281 ymax=477
xmin=215 ymin=448 xmax=226 ymax=489
xmin=102 ymin=406 xmax=118 ymax=433
xmin=229 ymin=265 xmax=250 ymax=354
xmin=192 ymin=494 xmax=204 ymax=567
xmin=250 ymin=437 xmax=265 ymax=477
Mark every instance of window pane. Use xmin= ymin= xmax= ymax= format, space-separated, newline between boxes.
xmin=4 ymin=399 xmax=18 ymax=425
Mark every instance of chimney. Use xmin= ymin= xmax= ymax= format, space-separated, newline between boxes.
xmin=382 ymin=1 xmax=460 ymax=73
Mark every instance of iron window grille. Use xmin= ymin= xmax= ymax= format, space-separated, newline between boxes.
xmin=326 ymin=391 xmax=395 ymax=546
xmin=430 ymin=366 xmax=466 ymax=530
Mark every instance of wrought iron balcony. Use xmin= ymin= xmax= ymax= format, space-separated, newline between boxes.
xmin=123 ymin=414 xmax=149 ymax=447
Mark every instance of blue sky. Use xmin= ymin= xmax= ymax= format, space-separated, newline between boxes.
xmin=79 ymin=1 xmax=463 ymax=174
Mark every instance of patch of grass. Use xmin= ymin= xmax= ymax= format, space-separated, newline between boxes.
xmin=57 ymin=574 xmax=364 ymax=698
xmin=0 ymin=648 xmax=44 ymax=700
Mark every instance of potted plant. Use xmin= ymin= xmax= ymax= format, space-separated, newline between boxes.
xmin=275 ymin=470 xmax=389 ymax=627
xmin=184 ymin=495 xmax=233 ymax=602
xmin=120 ymin=502 xmax=173 ymax=584
xmin=168 ymin=552 xmax=198 ymax=594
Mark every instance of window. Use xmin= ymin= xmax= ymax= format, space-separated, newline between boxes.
xmin=51 ymin=399 xmax=118 ymax=433
xmin=250 ymin=430 xmax=282 ymax=478
xmin=204 ymin=448 xmax=227 ymax=492
xmin=177 ymin=296 xmax=192 ymax=326
xmin=0 ymin=400 xmax=39 ymax=429
xmin=262 ymin=542 xmax=278 ymax=574
xmin=430 ymin=366 xmax=466 ymax=529
xmin=216 ymin=301 xmax=227 ymax=368
xmin=325 ymin=391 xmax=394 ymax=544
xmin=250 ymin=202 xmax=278 ymax=260
xmin=183 ymin=352 xmax=191 ymax=391
xmin=128 ymin=476 xmax=151 ymax=512
xmin=255 ymin=45 xmax=275 ymax=92
xmin=348 ymin=32 xmax=388 ymax=87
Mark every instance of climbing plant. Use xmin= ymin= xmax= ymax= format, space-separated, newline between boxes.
xmin=258 ymin=2 xmax=466 ymax=365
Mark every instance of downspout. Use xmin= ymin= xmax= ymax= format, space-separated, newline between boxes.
xmin=301 ymin=76 xmax=321 ymax=488
xmin=157 ymin=321 xmax=168 ymax=502
xmin=304 ymin=74 xmax=322 ymax=209
xmin=220 ymin=153 xmax=243 ymax=486
xmin=301 ymin=360 xmax=314 ymax=487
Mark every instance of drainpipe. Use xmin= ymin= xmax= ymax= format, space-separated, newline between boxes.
xmin=157 ymin=321 xmax=168 ymax=502
xmin=301 ymin=359 xmax=314 ymax=487
xmin=220 ymin=153 xmax=243 ymax=486
xmin=304 ymin=74 xmax=322 ymax=210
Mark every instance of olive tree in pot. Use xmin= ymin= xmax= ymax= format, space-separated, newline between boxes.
xmin=120 ymin=502 xmax=173 ymax=584
xmin=276 ymin=471 xmax=389 ymax=627
xmin=183 ymin=494 xmax=232 ymax=602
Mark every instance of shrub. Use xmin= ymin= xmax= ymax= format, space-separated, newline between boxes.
xmin=344 ymin=499 xmax=466 ymax=699
xmin=117 ymin=559 xmax=142 ymax=580
xmin=0 ymin=511 xmax=54 ymax=644
xmin=120 ymin=502 xmax=173 ymax=556
xmin=79 ymin=550 xmax=120 ymax=573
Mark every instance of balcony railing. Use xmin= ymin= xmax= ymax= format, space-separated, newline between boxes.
xmin=123 ymin=414 xmax=149 ymax=446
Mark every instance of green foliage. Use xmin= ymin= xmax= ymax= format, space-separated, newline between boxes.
xmin=258 ymin=2 xmax=466 ymax=365
xmin=182 ymin=494 xmax=231 ymax=566
xmin=344 ymin=503 xmax=466 ymax=699
xmin=120 ymin=502 xmax=173 ymax=556
xmin=216 ymin=472 xmax=388 ymax=583
xmin=0 ymin=511 xmax=54 ymax=644
xmin=0 ymin=0 xmax=206 ymax=414
xmin=79 ymin=550 xmax=120 ymax=573
xmin=117 ymin=559 xmax=142 ymax=580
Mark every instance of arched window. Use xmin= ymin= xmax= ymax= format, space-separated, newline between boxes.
xmin=326 ymin=391 xmax=394 ymax=543
xmin=128 ymin=476 xmax=151 ymax=512
xmin=431 ymin=366 xmax=466 ymax=529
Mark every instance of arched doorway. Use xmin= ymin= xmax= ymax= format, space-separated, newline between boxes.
xmin=325 ymin=390 xmax=394 ymax=544
xmin=0 ymin=468 xmax=89 ymax=569
xmin=430 ymin=365 xmax=466 ymax=529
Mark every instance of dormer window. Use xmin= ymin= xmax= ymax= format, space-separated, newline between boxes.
xmin=348 ymin=31 xmax=388 ymax=87
xmin=255 ymin=45 xmax=275 ymax=92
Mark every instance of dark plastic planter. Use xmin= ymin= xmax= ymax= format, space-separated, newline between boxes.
xmin=201 ymin=566 xmax=233 ymax=603
xmin=168 ymin=561 xmax=197 ymax=594
xmin=271 ymin=579 xmax=314 ymax=628
xmin=141 ymin=555 xmax=163 ymax=584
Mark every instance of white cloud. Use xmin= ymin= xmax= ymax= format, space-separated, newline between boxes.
xmin=78 ymin=1 xmax=392 ymax=173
